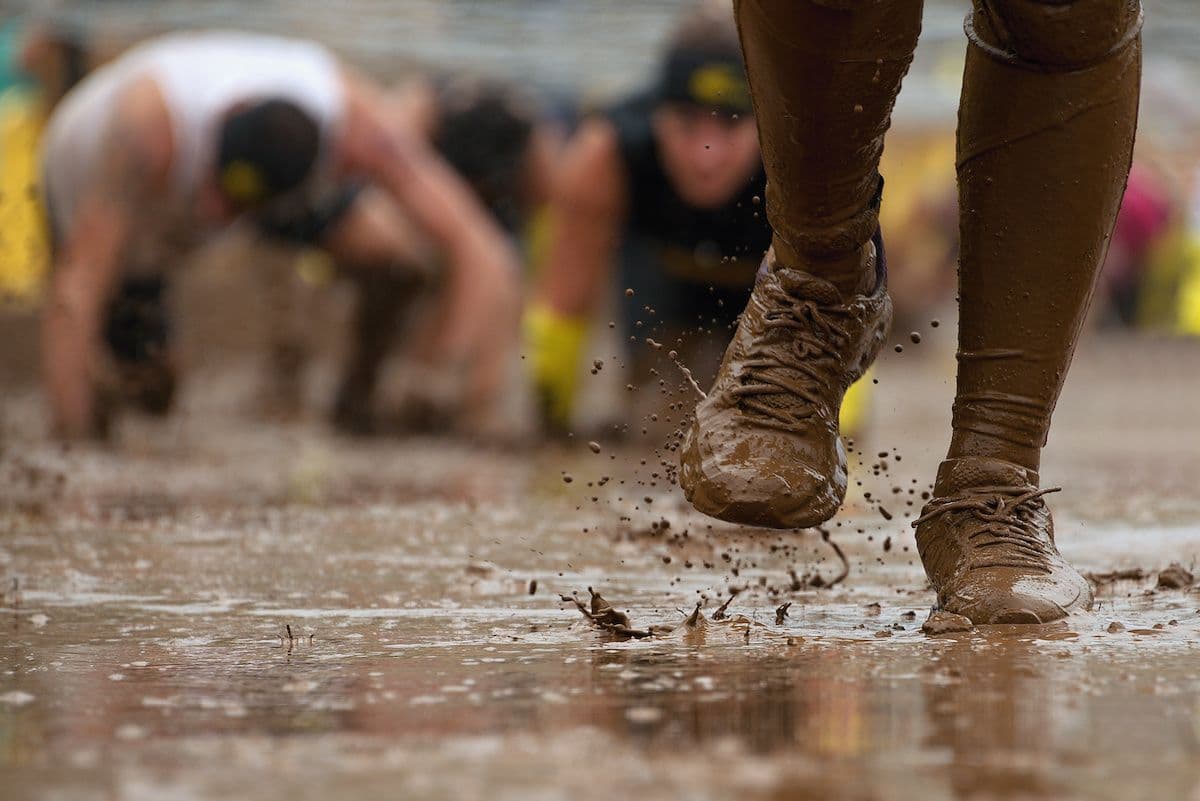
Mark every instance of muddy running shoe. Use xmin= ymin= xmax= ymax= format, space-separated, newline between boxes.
xmin=679 ymin=240 xmax=891 ymax=529
xmin=913 ymin=457 xmax=1093 ymax=624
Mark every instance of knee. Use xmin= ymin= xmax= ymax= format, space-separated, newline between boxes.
xmin=972 ymin=0 xmax=1141 ymax=68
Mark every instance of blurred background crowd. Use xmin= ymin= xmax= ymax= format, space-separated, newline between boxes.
xmin=1 ymin=0 xmax=1198 ymax=445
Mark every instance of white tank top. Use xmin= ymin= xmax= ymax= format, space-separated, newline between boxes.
xmin=42 ymin=31 xmax=344 ymax=249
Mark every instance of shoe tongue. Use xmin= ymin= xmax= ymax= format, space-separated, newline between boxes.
xmin=774 ymin=269 xmax=842 ymax=306
xmin=934 ymin=457 xmax=1039 ymax=496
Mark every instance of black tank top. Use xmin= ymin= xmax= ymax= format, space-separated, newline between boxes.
xmin=607 ymin=92 xmax=770 ymax=288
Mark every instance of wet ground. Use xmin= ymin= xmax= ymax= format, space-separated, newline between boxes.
xmin=3 ymin=335 xmax=1200 ymax=801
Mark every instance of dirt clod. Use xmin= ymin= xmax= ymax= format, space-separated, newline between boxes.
xmin=922 ymin=610 xmax=974 ymax=635
xmin=1156 ymin=563 xmax=1194 ymax=590
xmin=1085 ymin=568 xmax=1149 ymax=586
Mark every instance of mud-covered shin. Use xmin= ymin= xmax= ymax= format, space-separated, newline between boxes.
xmin=679 ymin=0 xmax=920 ymax=529
xmin=916 ymin=0 xmax=1142 ymax=624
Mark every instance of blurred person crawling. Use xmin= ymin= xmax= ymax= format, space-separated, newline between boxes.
xmin=523 ymin=6 xmax=771 ymax=433
xmin=317 ymin=74 xmax=560 ymax=435
xmin=40 ymin=30 xmax=520 ymax=440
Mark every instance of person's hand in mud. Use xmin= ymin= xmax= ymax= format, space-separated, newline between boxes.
xmin=42 ymin=78 xmax=173 ymax=439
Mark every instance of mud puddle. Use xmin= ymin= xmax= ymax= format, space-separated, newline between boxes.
xmin=3 ymin=344 xmax=1200 ymax=800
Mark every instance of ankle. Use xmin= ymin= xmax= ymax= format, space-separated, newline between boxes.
xmin=946 ymin=431 xmax=1040 ymax=475
xmin=769 ymin=239 xmax=878 ymax=300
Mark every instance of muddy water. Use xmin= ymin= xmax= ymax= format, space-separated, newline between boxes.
xmin=3 ymin=339 xmax=1200 ymax=801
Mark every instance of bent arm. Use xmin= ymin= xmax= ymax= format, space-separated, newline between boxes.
xmin=42 ymin=200 xmax=131 ymax=437
xmin=534 ymin=117 xmax=626 ymax=317
xmin=335 ymin=74 xmax=524 ymax=419
xmin=520 ymin=118 xmax=626 ymax=427
xmin=337 ymin=74 xmax=520 ymax=290
xmin=42 ymin=80 xmax=172 ymax=437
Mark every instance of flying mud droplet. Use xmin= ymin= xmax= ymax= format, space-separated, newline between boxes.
xmin=712 ymin=591 xmax=738 ymax=621
xmin=909 ymin=332 xmax=922 ymax=344
xmin=625 ymin=288 xmax=635 ymax=297
xmin=682 ymin=601 xmax=708 ymax=632
xmin=789 ymin=529 xmax=850 ymax=589
xmin=668 ymin=350 xmax=707 ymax=399
xmin=587 ymin=441 xmax=602 ymax=454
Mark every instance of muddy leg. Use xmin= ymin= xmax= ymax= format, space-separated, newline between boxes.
xmin=679 ymin=0 xmax=922 ymax=529
xmin=914 ymin=0 xmax=1142 ymax=624
xmin=949 ymin=0 xmax=1142 ymax=471
xmin=332 ymin=267 xmax=424 ymax=435
xmin=735 ymin=0 xmax=924 ymax=296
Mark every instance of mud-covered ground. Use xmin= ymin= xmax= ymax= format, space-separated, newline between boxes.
xmin=3 ymin=333 xmax=1200 ymax=801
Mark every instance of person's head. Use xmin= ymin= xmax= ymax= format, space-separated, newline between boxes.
xmin=17 ymin=16 xmax=91 ymax=103
xmin=215 ymin=99 xmax=321 ymax=211
xmin=652 ymin=3 xmax=760 ymax=209
xmin=434 ymin=77 xmax=538 ymax=231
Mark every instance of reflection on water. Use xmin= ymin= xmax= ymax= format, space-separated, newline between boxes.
xmin=2 ymin=414 xmax=1200 ymax=800
xmin=4 ymin=588 xmax=1200 ymax=801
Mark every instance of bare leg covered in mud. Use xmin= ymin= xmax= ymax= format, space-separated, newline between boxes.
xmin=680 ymin=0 xmax=921 ymax=529
xmin=914 ymin=0 xmax=1142 ymax=624
xmin=680 ymin=0 xmax=1143 ymax=624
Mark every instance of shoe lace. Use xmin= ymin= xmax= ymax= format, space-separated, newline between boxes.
xmin=731 ymin=280 xmax=852 ymax=432
xmin=912 ymin=485 xmax=1062 ymax=573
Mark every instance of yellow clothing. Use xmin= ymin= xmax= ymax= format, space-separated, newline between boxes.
xmin=0 ymin=88 xmax=50 ymax=304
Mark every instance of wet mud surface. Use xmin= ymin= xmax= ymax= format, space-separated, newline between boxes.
xmin=3 ymin=338 xmax=1200 ymax=800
